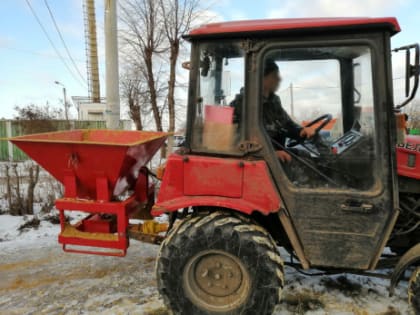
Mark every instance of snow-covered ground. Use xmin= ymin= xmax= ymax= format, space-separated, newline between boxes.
xmin=0 ymin=214 xmax=414 ymax=315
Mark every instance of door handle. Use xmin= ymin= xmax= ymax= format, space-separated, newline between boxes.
xmin=341 ymin=201 xmax=374 ymax=213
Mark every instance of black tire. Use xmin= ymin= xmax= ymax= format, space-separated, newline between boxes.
xmin=410 ymin=267 xmax=420 ymax=315
xmin=156 ymin=211 xmax=284 ymax=315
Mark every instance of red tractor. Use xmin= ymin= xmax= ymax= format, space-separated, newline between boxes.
xmin=11 ymin=17 xmax=420 ymax=315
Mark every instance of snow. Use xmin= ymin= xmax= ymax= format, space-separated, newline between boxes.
xmin=0 ymin=214 xmax=59 ymax=248
xmin=0 ymin=213 xmax=414 ymax=315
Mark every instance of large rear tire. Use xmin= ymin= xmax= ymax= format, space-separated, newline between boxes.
xmin=156 ymin=211 xmax=284 ymax=315
xmin=410 ymin=267 xmax=420 ymax=315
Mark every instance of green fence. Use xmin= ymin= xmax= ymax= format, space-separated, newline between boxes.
xmin=0 ymin=121 xmax=8 ymax=161
xmin=0 ymin=120 xmax=106 ymax=161
xmin=410 ymin=128 xmax=420 ymax=135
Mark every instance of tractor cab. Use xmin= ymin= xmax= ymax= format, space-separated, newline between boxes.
xmin=179 ymin=17 xmax=419 ymax=269
xmin=184 ymin=18 xmax=403 ymax=187
xmin=189 ymin=39 xmax=378 ymax=190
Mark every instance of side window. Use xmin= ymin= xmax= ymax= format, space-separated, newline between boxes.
xmin=191 ymin=42 xmax=244 ymax=153
xmin=353 ymin=52 xmax=375 ymax=135
xmin=262 ymin=46 xmax=377 ymax=190
xmin=277 ymin=59 xmax=343 ymax=141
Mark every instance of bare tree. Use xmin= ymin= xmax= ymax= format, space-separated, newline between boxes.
xmin=14 ymin=103 xmax=64 ymax=120
xmin=12 ymin=164 xmax=23 ymax=213
xmin=159 ymin=0 xmax=200 ymax=133
xmin=119 ymin=0 xmax=203 ymax=134
xmin=5 ymin=164 xmax=12 ymax=211
xmin=26 ymin=164 xmax=40 ymax=215
xmin=4 ymin=163 xmax=40 ymax=216
xmin=120 ymin=56 xmax=170 ymax=131
xmin=119 ymin=0 xmax=167 ymax=132
xmin=14 ymin=103 xmax=66 ymax=133
xmin=407 ymin=100 xmax=420 ymax=130
xmin=120 ymin=65 xmax=146 ymax=130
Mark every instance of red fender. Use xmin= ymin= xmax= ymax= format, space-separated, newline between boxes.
xmin=152 ymin=153 xmax=281 ymax=216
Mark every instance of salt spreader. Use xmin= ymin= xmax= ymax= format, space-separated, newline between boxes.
xmin=11 ymin=129 xmax=169 ymax=256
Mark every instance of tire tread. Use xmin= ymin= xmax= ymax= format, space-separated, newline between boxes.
xmin=156 ymin=210 xmax=284 ymax=315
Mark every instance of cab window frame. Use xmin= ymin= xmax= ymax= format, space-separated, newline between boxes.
xmin=185 ymin=39 xmax=248 ymax=157
xmin=254 ymin=38 xmax=384 ymax=194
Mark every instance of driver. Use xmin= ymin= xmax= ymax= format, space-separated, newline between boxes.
xmin=230 ymin=59 xmax=315 ymax=162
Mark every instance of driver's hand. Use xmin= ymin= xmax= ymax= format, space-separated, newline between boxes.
xmin=276 ymin=150 xmax=292 ymax=163
xmin=300 ymin=127 xmax=316 ymax=139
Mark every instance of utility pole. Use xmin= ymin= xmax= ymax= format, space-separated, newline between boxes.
xmin=84 ymin=0 xmax=101 ymax=103
xmin=289 ymin=82 xmax=294 ymax=117
xmin=55 ymin=81 xmax=69 ymax=121
xmin=104 ymin=0 xmax=120 ymax=129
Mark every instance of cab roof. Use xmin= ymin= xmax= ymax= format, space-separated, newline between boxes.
xmin=186 ymin=17 xmax=400 ymax=39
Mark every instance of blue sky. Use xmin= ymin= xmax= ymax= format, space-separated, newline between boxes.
xmin=0 ymin=0 xmax=419 ymax=119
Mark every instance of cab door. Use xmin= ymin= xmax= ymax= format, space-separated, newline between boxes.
xmin=252 ymin=39 xmax=398 ymax=269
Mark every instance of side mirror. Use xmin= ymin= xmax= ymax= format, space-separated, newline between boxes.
xmin=392 ymin=44 xmax=420 ymax=109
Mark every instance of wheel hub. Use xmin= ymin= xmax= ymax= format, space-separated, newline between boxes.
xmin=183 ymin=250 xmax=251 ymax=312
xmin=194 ymin=253 xmax=243 ymax=297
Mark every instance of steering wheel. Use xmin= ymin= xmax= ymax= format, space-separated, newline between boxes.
xmin=287 ymin=114 xmax=332 ymax=148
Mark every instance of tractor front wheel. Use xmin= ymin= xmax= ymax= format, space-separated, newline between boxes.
xmin=156 ymin=211 xmax=284 ymax=315
xmin=409 ymin=267 xmax=420 ymax=314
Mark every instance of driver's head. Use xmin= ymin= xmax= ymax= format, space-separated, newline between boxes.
xmin=263 ymin=59 xmax=282 ymax=95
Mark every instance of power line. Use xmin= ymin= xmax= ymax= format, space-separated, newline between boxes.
xmin=43 ymin=0 xmax=87 ymax=84
xmin=24 ymin=0 xmax=86 ymax=88
xmin=0 ymin=45 xmax=84 ymax=63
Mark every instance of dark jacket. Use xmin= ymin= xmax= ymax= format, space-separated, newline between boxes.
xmin=230 ymin=91 xmax=302 ymax=149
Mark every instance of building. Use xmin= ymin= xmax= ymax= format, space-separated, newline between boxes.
xmin=71 ymin=96 xmax=106 ymax=120
xmin=72 ymin=96 xmax=132 ymax=130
